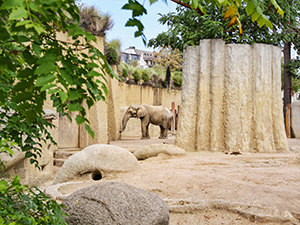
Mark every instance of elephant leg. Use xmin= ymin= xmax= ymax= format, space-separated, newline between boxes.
xmin=159 ymin=126 xmax=164 ymax=139
xmin=145 ymin=124 xmax=150 ymax=138
xmin=141 ymin=121 xmax=150 ymax=139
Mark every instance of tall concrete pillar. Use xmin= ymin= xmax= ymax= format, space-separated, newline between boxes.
xmin=175 ymin=39 xmax=288 ymax=153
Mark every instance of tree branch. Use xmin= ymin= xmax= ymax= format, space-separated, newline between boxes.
xmin=170 ymin=0 xmax=204 ymax=15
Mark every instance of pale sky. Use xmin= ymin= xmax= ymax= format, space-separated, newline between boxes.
xmin=80 ymin=0 xmax=177 ymax=51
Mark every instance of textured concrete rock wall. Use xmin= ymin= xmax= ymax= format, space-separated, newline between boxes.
xmin=176 ymin=39 xmax=288 ymax=153
xmin=292 ymin=100 xmax=300 ymax=138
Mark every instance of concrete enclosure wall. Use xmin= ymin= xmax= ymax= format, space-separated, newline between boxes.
xmin=107 ymin=74 xmax=181 ymax=140
xmin=175 ymin=39 xmax=288 ymax=153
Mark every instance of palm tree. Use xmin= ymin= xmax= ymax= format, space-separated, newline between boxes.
xmin=79 ymin=6 xmax=113 ymax=37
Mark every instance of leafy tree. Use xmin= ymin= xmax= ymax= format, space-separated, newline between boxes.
xmin=0 ymin=0 xmax=115 ymax=166
xmin=0 ymin=0 xmax=116 ymax=223
xmin=105 ymin=39 xmax=122 ymax=65
xmin=122 ymin=0 xmax=284 ymax=44
xmin=153 ymin=48 xmax=183 ymax=71
xmin=0 ymin=176 xmax=66 ymax=224
xmin=105 ymin=45 xmax=119 ymax=65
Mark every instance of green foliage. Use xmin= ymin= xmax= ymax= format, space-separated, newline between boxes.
xmin=122 ymin=68 xmax=129 ymax=77
xmin=142 ymin=70 xmax=150 ymax=82
xmin=0 ymin=176 xmax=67 ymax=224
xmin=105 ymin=45 xmax=119 ymax=65
xmin=172 ymin=71 xmax=182 ymax=87
xmin=122 ymin=0 xmax=284 ymax=44
xmin=128 ymin=60 xmax=138 ymax=67
xmin=0 ymin=0 xmax=115 ymax=165
xmin=108 ymin=39 xmax=122 ymax=54
xmin=132 ymin=70 xmax=141 ymax=82
xmin=0 ymin=0 xmax=117 ymax=224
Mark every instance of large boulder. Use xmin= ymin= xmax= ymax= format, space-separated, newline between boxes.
xmin=134 ymin=144 xmax=186 ymax=160
xmin=53 ymin=144 xmax=139 ymax=184
xmin=63 ymin=182 xmax=169 ymax=225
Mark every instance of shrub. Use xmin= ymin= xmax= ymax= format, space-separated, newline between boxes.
xmin=172 ymin=71 xmax=182 ymax=87
xmin=132 ymin=70 xmax=141 ymax=82
xmin=142 ymin=70 xmax=150 ymax=82
xmin=122 ymin=67 xmax=129 ymax=77
xmin=0 ymin=176 xmax=67 ymax=224
xmin=105 ymin=46 xmax=119 ymax=65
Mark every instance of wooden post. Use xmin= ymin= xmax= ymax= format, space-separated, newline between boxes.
xmin=286 ymin=104 xmax=291 ymax=138
xmin=171 ymin=102 xmax=176 ymax=134
xmin=283 ymin=42 xmax=291 ymax=137
xmin=176 ymin=105 xmax=181 ymax=130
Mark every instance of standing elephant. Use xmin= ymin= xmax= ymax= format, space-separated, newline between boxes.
xmin=120 ymin=104 xmax=173 ymax=139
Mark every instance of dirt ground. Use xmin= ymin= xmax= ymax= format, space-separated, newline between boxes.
xmin=49 ymin=136 xmax=300 ymax=225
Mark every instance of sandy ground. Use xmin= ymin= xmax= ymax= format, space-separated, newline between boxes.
xmin=48 ymin=137 xmax=300 ymax=225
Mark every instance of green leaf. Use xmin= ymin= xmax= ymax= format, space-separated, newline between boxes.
xmin=9 ymin=7 xmax=28 ymax=20
xmin=69 ymin=90 xmax=82 ymax=101
xmin=75 ymin=115 xmax=85 ymax=125
xmin=0 ymin=0 xmax=24 ymax=9
xmin=85 ymin=124 xmax=95 ymax=138
xmin=150 ymin=0 xmax=159 ymax=4
xmin=68 ymin=24 xmax=84 ymax=37
xmin=68 ymin=103 xmax=82 ymax=112
xmin=122 ymin=0 xmax=147 ymax=17
xmin=34 ymin=63 xmax=56 ymax=75
xmin=32 ymin=43 xmax=41 ymax=56
xmin=41 ymin=83 xmax=56 ymax=92
xmin=36 ymin=74 xmax=56 ymax=86
xmin=191 ymin=0 xmax=198 ymax=9
xmin=0 ymin=26 xmax=10 ymax=40
xmin=270 ymin=0 xmax=284 ymax=16
xmin=125 ymin=18 xmax=144 ymax=30
xmin=32 ymin=23 xmax=45 ymax=35
xmin=0 ymin=180 xmax=8 ymax=190
xmin=59 ymin=91 xmax=68 ymax=103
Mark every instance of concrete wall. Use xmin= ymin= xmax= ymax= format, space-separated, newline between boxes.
xmin=175 ymin=39 xmax=288 ymax=153
xmin=292 ymin=100 xmax=300 ymax=138
xmin=107 ymin=71 xmax=182 ymax=140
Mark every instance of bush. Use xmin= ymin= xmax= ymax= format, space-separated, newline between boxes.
xmin=0 ymin=176 xmax=67 ymax=224
xmin=105 ymin=46 xmax=119 ymax=65
xmin=132 ymin=70 xmax=141 ymax=82
xmin=142 ymin=70 xmax=150 ymax=82
xmin=122 ymin=67 xmax=129 ymax=78
xmin=172 ymin=71 xmax=182 ymax=87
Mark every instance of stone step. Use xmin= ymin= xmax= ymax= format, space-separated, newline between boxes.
xmin=53 ymin=159 xmax=65 ymax=167
xmin=53 ymin=148 xmax=82 ymax=167
xmin=53 ymin=148 xmax=82 ymax=159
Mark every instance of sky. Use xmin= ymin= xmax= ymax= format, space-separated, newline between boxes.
xmin=80 ymin=0 xmax=177 ymax=51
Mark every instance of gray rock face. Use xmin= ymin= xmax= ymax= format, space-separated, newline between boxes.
xmin=53 ymin=144 xmax=139 ymax=184
xmin=63 ymin=182 xmax=169 ymax=225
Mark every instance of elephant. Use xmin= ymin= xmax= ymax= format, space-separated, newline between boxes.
xmin=120 ymin=104 xmax=173 ymax=139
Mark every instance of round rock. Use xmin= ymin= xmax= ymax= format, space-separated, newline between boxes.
xmin=53 ymin=144 xmax=139 ymax=184
xmin=63 ymin=181 xmax=169 ymax=225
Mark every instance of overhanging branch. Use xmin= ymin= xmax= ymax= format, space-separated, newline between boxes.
xmin=170 ymin=0 xmax=204 ymax=15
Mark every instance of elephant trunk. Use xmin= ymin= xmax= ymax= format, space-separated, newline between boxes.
xmin=120 ymin=112 xmax=131 ymax=133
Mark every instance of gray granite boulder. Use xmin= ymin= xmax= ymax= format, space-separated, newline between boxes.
xmin=53 ymin=144 xmax=139 ymax=184
xmin=63 ymin=181 xmax=169 ymax=225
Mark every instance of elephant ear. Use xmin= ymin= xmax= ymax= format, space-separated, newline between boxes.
xmin=137 ymin=106 xmax=146 ymax=118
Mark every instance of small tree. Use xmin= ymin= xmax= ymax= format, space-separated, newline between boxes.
xmin=0 ymin=0 xmax=116 ymax=223
xmin=153 ymin=48 xmax=183 ymax=72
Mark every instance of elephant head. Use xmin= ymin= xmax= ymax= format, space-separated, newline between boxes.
xmin=120 ymin=105 xmax=147 ymax=133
